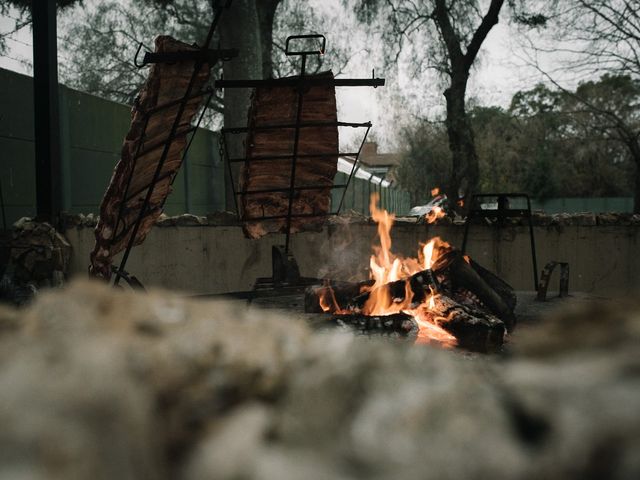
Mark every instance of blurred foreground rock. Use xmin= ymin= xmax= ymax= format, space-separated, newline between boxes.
xmin=0 ymin=282 xmax=638 ymax=480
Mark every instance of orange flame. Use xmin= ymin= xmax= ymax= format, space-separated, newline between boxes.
xmin=425 ymin=186 xmax=446 ymax=223
xmin=425 ymin=206 xmax=446 ymax=224
xmin=351 ymin=194 xmax=457 ymax=346
xmin=320 ymin=194 xmax=458 ymax=347
xmin=318 ymin=283 xmax=349 ymax=314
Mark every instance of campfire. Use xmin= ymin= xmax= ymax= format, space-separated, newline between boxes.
xmin=306 ymin=194 xmax=516 ymax=352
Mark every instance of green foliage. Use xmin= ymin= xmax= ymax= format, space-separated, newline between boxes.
xmin=507 ymin=0 xmax=548 ymax=27
xmin=396 ymin=123 xmax=451 ymax=205
xmin=58 ymin=0 xmax=215 ymax=106
xmin=471 ymin=106 xmax=522 ymax=193
xmin=397 ymin=74 xmax=638 ymax=202
xmin=0 ymin=0 xmax=83 ymax=55
xmin=508 ymin=77 xmax=637 ymax=198
xmin=509 ymin=83 xmax=561 ymax=116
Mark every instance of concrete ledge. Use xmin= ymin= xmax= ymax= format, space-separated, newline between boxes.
xmin=63 ymin=219 xmax=640 ymax=296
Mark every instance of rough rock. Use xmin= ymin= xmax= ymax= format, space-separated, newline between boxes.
xmin=575 ymin=212 xmax=597 ymax=226
xmin=8 ymin=219 xmax=71 ymax=288
xmin=173 ymin=214 xmax=207 ymax=226
xmin=596 ymin=213 xmax=620 ymax=225
xmin=0 ymin=282 xmax=638 ymax=480
xmin=205 ymin=211 xmax=240 ymax=226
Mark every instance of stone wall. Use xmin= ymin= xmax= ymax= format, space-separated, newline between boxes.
xmin=0 ymin=281 xmax=638 ymax=479
xmin=62 ymin=213 xmax=640 ymax=296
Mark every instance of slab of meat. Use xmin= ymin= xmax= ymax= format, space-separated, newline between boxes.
xmin=240 ymin=71 xmax=339 ymax=239
xmin=90 ymin=36 xmax=211 ymax=280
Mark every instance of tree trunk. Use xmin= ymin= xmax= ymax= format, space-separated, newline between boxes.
xmin=630 ymin=139 xmax=640 ymax=214
xmin=255 ymin=0 xmax=281 ymax=79
xmin=432 ymin=0 xmax=504 ymax=215
xmin=443 ymin=78 xmax=479 ymax=211
xmin=220 ymin=0 xmax=263 ymax=211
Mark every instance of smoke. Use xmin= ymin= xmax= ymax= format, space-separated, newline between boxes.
xmin=317 ymin=215 xmax=369 ymax=282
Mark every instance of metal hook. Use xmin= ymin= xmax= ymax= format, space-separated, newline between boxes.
xmin=285 ymin=34 xmax=326 ymax=57
xmin=133 ymin=42 xmax=147 ymax=69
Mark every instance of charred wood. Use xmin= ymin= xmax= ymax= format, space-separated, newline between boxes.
xmin=345 ymin=269 xmax=441 ymax=311
xmin=331 ymin=312 xmax=417 ymax=336
xmin=437 ymin=251 xmax=516 ymax=331
xmin=304 ymin=280 xmax=370 ymax=313
xmin=469 ymin=259 xmax=517 ymax=312
xmin=424 ymin=294 xmax=505 ymax=353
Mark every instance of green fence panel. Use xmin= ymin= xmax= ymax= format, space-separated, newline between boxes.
xmin=0 ymin=68 xmax=410 ymax=225
xmin=0 ymin=67 xmax=225 ymax=225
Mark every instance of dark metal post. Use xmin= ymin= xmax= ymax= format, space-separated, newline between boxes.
xmin=526 ymin=196 xmax=539 ymax=289
xmin=284 ymin=53 xmax=307 ymax=254
xmin=0 ymin=180 xmax=6 ymax=230
xmin=32 ymin=0 xmax=62 ymax=225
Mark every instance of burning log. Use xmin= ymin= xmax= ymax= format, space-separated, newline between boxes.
xmin=331 ymin=312 xmax=417 ymax=336
xmin=351 ymin=268 xmax=441 ymax=310
xmin=304 ymin=270 xmax=438 ymax=314
xmin=415 ymin=295 xmax=505 ymax=353
xmin=305 ymin=194 xmax=515 ymax=352
xmin=437 ymin=251 xmax=517 ymax=332
xmin=305 ymin=260 xmax=510 ymax=352
xmin=304 ymin=249 xmax=515 ymax=352
xmin=305 ymin=281 xmax=369 ymax=314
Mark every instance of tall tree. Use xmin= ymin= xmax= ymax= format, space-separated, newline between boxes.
xmin=219 ymin=0 xmax=263 ymax=209
xmin=518 ymin=0 xmax=640 ymax=211
xmin=255 ymin=0 xmax=282 ymax=78
xmin=563 ymin=75 xmax=640 ymax=207
xmin=354 ymin=0 xmax=506 ymax=211
xmin=433 ymin=0 xmax=505 ymax=209
xmin=398 ymin=81 xmax=636 ymax=203
xmin=60 ymin=1 xmax=209 ymax=105
xmin=0 ymin=0 xmax=80 ymax=54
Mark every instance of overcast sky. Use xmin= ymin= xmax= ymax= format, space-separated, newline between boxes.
xmin=0 ymin=1 xmax=557 ymax=150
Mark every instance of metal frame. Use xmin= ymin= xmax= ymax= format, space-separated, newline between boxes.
xmin=218 ymin=34 xmax=384 ymax=254
xmin=110 ymin=2 xmax=236 ymax=286
xmin=134 ymin=46 xmax=237 ymax=68
xmin=461 ymin=193 xmax=539 ymax=290
xmin=536 ymin=261 xmax=569 ymax=301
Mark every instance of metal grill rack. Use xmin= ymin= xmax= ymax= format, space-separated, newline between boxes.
xmin=206 ymin=34 xmax=385 ymax=298
xmin=217 ymin=34 xmax=384 ymax=255
xmin=461 ymin=193 xmax=539 ymax=290
xmin=111 ymin=0 xmax=237 ymax=286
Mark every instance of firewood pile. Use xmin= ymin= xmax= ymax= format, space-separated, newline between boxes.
xmin=305 ymin=248 xmax=515 ymax=352
xmin=304 ymin=195 xmax=517 ymax=352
